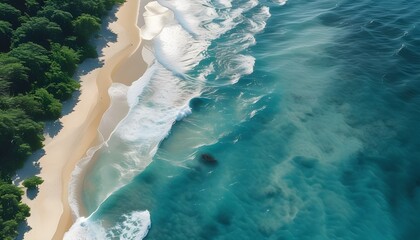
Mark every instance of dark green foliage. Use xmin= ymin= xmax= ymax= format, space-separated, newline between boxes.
xmin=0 ymin=0 xmax=27 ymax=12
xmin=104 ymin=0 xmax=117 ymax=10
xmin=78 ymin=43 xmax=98 ymax=60
xmin=1 ymin=195 xmax=20 ymax=220
xmin=33 ymin=88 xmax=62 ymax=119
xmin=0 ymin=181 xmax=30 ymax=240
xmin=12 ymin=17 xmax=62 ymax=48
xmin=22 ymin=176 xmax=44 ymax=189
xmin=50 ymin=43 xmax=80 ymax=75
xmin=9 ymin=42 xmax=51 ymax=85
xmin=47 ymin=0 xmax=106 ymax=18
xmin=11 ymin=95 xmax=46 ymax=120
xmin=0 ymin=3 xmax=21 ymax=27
xmin=38 ymin=7 xmax=74 ymax=33
xmin=45 ymin=61 xmax=80 ymax=100
xmin=0 ymin=109 xmax=44 ymax=168
xmin=25 ymin=0 xmax=43 ymax=16
xmin=0 ymin=80 xmax=10 ymax=96
xmin=46 ymin=80 xmax=80 ymax=101
xmin=73 ymin=14 xmax=101 ymax=42
xmin=0 ymin=54 xmax=30 ymax=94
xmin=0 ymin=63 xmax=30 ymax=94
xmin=0 ymin=220 xmax=18 ymax=240
xmin=11 ymin=89 xmax=63 ymax=120
xmin=16 ymin=204 xmax=30 ymax=222
xmin=0 ymin=21 xmax=13 ymax=52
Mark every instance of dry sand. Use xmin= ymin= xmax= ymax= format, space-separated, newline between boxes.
xmin=20 ymin=0 xmax=144 ymax=239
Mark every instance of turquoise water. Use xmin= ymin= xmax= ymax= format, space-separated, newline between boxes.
xmin=66 ymin=0 xmax=420 ymax=239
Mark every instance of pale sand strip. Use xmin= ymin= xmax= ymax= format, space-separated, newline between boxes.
xmin=21 ymin=0 xmax=144 ymax=239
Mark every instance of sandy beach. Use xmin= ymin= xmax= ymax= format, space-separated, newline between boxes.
xmin=18 ymin=0 xmax=145 ymax=239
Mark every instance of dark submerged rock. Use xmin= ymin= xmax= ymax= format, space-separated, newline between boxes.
xmin=200 ymin=153 xmax=218 ymax=165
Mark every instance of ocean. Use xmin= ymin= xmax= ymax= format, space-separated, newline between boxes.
xmin=65 ymin=0 xmax=420 ymax=239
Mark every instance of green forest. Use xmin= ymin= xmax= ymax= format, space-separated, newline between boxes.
xmin=0 ymin=0 xmax=124 ymax=238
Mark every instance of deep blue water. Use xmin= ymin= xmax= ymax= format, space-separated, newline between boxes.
xmin=66 ymin=0 xmax=420 ymax=239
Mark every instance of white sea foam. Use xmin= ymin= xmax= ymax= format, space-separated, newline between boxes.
xmin=249 ymin=6 xmax=271 ymax=33
xmin=225 ymin=55 xmax=256 ymax=83
xmin=276 ymin=0 xmax=288 ymax=6
xmin=216 ymin=0 xmax=232 ymax=9
xmin=141 ymin=1 xmax=174 ymax=40
xmin=176 ymin=104 xmax=192 ymax=121
xmin=211 ymin=5 xmax=270 ymax=84
xmin=127 ymin=65 xmax=157 ymax=107
xmin=64 ymin=211 xmax=151 ymax=240
xmin=154 ymin=24 xmax=206 ymax=74
xmin=158 ymin=0 xmax=217 ymax=36
xmin=64 ymin=217 xmax=107 ymax=240
xmin=108 ymin=211 xmax=151 ymax=239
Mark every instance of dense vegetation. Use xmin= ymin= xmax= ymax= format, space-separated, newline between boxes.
xmin=0 ymin=181 xmax=30 ymax=240
xmin=0 ymin=0 xmax=124 ymax=238
xmin=22 ymin=176 xmax=43 ymax=189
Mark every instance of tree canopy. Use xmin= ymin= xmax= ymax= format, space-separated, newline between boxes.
xmin=12 ymin=17 xmax=62 ymax=48
xmin=73 ymin=14 xmax=101 ymax=42
xmin=0 ymin=3 xmax=21 ymax=27
xmin=38 ymin=7 xmax=74 ymax=33
xmin=0 ymin=21 xmax=13 ymax=52
xmin=0 ymin=181 xmax=30 ymax=240
xmin=22 ymin=176 xmax=44 ymax=189
xmin=9 ymin=43 xmax=51 ymax=84
xmin=0 ymin=54 xmax=30 ymax=94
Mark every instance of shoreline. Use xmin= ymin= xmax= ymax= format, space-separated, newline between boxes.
xmin=20 ymin=0 xmax=144 ymax=239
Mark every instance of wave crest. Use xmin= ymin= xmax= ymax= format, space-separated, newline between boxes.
xmin=64 ymin=211 xmax=151 ymax=240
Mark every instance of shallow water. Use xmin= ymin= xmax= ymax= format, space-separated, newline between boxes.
xmin=66 ymin=0 xmax=420 ymax=239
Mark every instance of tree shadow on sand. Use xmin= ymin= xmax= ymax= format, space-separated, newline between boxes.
xmin=12 ymin=149 xmax=45 ymax=186
xmin=16 ymin=221 xmax=32 ymax=240
xmin=43 ymin=119 xmax=63 ymax=139
xmin=26 ymin=188 xmax=40 ymax=200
